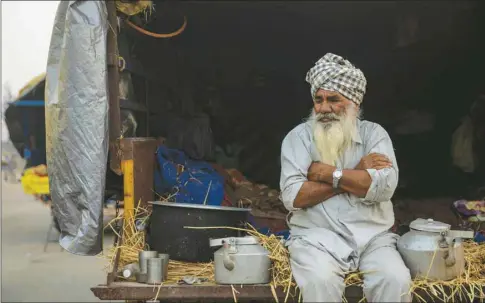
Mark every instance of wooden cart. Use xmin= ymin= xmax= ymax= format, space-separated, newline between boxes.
xmin=95 ymin=2 xmax=485 ymax=303
xmin=91 ymin=282 xmax=484 ymax=303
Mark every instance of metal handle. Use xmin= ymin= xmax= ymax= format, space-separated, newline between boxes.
xmin=210 ymin=237 xmax=234 ymax=247
xmin=222 ymin=241 xmax=235 ymax=271
xmin=439 ymin=232 xmax=456 ymax=267
xmin=448 ymin=230 xmax=475 ymax=239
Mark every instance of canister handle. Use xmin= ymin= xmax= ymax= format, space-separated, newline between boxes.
xmin=210 ymin=236 xmax=259 ymax=247
xmin=448 ymin=230 xmax=475 ymax=239
xmin=439 ymin=232 xmax=456 ymax=267
xmin=210 ymin=237 xmax=234 ymax=247
xmin=222 ymin=241 xmax=236 ymax=271
xmin=210 ymin=238 xmax=236 ymax=271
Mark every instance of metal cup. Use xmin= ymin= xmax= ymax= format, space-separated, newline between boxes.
xmin=158 ymin=253 xmax=170 ymax=281
xmin=147 ymin=257 xmax=163 ymax=284
xmin=138 ymin=250 xmax=158 ymax=283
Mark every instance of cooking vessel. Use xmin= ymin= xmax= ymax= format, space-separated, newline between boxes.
xmin=148 ymin=201 xmax=250 ymax=262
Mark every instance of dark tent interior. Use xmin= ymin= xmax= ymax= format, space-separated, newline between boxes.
xmin=5 ymin=1 xmax=484 ymax=227
xmin=120 ymin=0 xmax=484 ymax=208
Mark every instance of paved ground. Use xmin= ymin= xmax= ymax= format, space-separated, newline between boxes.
xmin=1 ymin=164 xmax=117 ymax=302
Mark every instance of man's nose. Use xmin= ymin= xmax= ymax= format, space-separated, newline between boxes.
xmin=316 ymin=102 xmax=332 ymax=114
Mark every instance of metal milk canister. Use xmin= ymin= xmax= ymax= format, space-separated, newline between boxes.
xmin=397 ymin=218 xmax=470 ymax=281
xmin=209 ymin=236 xmax=271 ymax=285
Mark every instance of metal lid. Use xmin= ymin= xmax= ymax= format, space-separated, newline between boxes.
xmin=209 ymin=236 xmax=260 ymax=247
xmin=149 ymin=201 xmax=251 ymax=212
xmin=233 ymin=236 xmax=260 ymax=245
xmin=409 ymin=218 xmax=450 ymax=233
xmin=123 ymin=269 xmax=131 ymax=278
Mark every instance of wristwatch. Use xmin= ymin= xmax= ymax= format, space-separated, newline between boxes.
xmin=332 ymin=168 xmax=343 ymax=189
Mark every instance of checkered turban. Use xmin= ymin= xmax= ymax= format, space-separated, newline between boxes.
xmin=305 ymin=53 xmax=367 ymax=105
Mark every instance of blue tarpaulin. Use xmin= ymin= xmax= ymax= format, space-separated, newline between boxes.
xmin=154 ymin=146 xmax=225 ymax=206
xmin=9 ymin=100 xmax=45 ymax=107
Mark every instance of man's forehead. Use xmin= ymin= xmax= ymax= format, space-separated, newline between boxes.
xmin=315 ymin=89 xmax=343 ymax=97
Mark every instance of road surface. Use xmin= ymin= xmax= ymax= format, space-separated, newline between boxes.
xmin=1 ymin=172 xmax=117 ymax=302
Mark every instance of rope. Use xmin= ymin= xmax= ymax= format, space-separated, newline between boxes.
xmin=125 ymin=16 xmax=187 ymax=38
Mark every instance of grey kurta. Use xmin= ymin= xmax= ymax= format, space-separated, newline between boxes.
xmin=280 ymin=119 xmax=412 ymax=302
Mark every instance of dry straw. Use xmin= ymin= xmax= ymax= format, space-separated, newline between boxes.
xmin=105 ymin=209 xmax=484 ymax=303
xmin=103 ymin=205 xmax=151 ymax=273
xmin=116 ymin=0 xmax=154 ymax=19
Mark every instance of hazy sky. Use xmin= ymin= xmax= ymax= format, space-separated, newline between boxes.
xmin=1 ymin=1 xmax=59 ymax=141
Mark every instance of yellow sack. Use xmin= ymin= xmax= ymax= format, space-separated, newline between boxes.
xmin=21 ymin=166 xmax=50 ymax=195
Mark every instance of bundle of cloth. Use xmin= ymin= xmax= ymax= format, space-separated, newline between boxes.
xmin=452 ymin=199 xmax=485 ymax=243
xmin=154 ymin=145 xmax=227 ymax=206
xmin=453 ymin=199 xmax=485 ymax=218
xmin=21 ymin=164 xmax=50 ymax=195
xmin=212 ymin=166 xmax=290 ymax=236
xmin=209 ymin=164 xmax=288 ymax=213
xmin=227 ymin=169 xmax=287 ymax=213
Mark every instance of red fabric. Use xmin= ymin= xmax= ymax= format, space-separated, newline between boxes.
xmin=221 ymin=193 xmax=233 ymax=207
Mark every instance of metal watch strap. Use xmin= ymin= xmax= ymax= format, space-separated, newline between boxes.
xmin=332 ymin=168 xmax=342 ymax=189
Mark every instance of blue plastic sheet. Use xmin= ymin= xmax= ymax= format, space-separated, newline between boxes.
xmin=154 ymin=146 xmax=224 ymax=206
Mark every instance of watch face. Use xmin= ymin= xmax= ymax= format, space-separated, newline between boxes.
xmin=334 ymin=170 xmax=343 ymax=178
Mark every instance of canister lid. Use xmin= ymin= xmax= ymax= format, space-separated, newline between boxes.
xmin=233 ymin=236 xmax=260 ymax=245
xmin=409 ymin=218 xmax=450 ymax=233
xmin=209 ymin=236 xmax=260 ymax=247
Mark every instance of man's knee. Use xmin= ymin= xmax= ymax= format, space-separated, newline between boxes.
xmin=293 ymin=268 xmax=345 ymax=302
xmin=298 ymin=269 xmax=343 ymax=289
xmin=366 ymin=264 xmax=412 ymax=289
xmin=289 ymin=240 xmax=345 ymax=298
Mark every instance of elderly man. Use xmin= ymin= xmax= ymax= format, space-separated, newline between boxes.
xmin=280 ymin=53 xmax=412 ymax=302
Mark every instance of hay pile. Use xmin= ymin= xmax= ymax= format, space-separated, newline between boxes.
xmin=104 ymin=206 xmax=151 ymax=273
xmin=408 ymin=242 xmax=485 ymax=302
xmin=116 ymin=0 xmax=153 ymax=17
xmin=105 ymin=209 xmax=484 ymax=303
xmin=164 ymin=261 xmax=214 ymax=284
xmin=180 ymin=227 xmax=485 ymax=302
xmin=339 ymin=241 xmax=485 ymax=302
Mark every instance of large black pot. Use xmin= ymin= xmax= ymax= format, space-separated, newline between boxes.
xmin=148 ymin=202 xmax=251 ymax=262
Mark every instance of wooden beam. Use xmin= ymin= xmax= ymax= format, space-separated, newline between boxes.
xmin=91 ymin=283 xmax=303 ymax=302
xmin=91 ymin=282 xmax=484 ymax=303
xmin=106 ymin=0 xmax=122 ymax=175
xmin=120 ymin=137 xmax=158 ymax=210
xmin=108 ymin=138 xmax=158 ymax=284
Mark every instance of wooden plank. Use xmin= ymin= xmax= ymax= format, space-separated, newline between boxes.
xmin=108 ymin=138 xmax=158 ymax=284
xmin=91 ymin=282 xmax=484 ymax=303
xmin=106 ymin=0 xmax=122 ymax=175
xmin=91 ymin=283 xmax=299 ymax=302
xmin=120 ymin=138 xmax=158 ymax=210
xmin=107 ymin=226 xmax=124 ymax=285
xmin=250 ymin=208 xmax=287 ymax=220
xmin=91 ymin=283 xmax=366 ymax=302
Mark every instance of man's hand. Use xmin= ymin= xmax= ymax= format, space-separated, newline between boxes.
xmin=290 ymin=162 xmax=343 ymax=209
xmin=308 ymin=162 xmax=331 ymax=182
xmin=307 ymin=162 xmax=320 ymax=182
xmin=355 ymin=153 xmax=392 ymax=170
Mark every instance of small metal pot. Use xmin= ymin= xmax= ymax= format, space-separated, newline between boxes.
xmin=148 ymin=202 xmax=250 ymax=262
xmin=138 ymin=250 xmax=158 ymax=283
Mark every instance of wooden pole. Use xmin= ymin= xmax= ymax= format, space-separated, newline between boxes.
xmin=106 ymin=138 xmax=157 ymax=284
xmin=106 ymin=0 xmax=122 ymax=175
xmin=106 ymin=0 xmax=123 ymax=284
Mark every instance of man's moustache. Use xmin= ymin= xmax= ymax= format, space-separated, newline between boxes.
xmin=314 ymin=113 xmax=341 ymax=121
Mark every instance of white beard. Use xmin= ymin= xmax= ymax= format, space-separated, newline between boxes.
xmin=309 ymin=105 xmax=359 ymax=165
